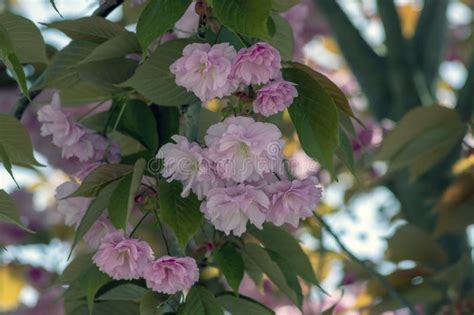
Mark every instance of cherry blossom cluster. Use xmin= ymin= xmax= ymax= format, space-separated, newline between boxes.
xmin=158 ymin=116 xmax=323 ymax=236
xmin=93 ymin=230 xmax=199 ymax=294
xmin=170 ymin=42 xmax=298 ymax=117
xmin=37 ymin=93 xmax=120 ymax=179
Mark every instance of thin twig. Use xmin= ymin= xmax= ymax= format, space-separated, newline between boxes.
xmin=129 ymin=210 xmax=151 ymax=238
xmin=154 ymin=208 xmax=170 ymax=255
xmin=313 ymin=212 xmax=417 ymax=315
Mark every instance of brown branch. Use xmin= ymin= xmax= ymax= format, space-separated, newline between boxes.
xmin=11 ymin=0 xmax=124 ymax=120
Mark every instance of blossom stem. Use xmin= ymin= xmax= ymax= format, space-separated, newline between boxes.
xmin=129 ymin=209 xmax=151 ymax=238
xmin=77 ymin=100 xmax=107 ymax=122
xmin=313 ymin=212 xmax=417 ymax=315
xmin=154 ymin=209 xmax=171 ymax=255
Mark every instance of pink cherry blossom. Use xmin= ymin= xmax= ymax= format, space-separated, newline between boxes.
xmin=205 ymin=117 xmax=284 ymax=182
xmin=93 ymin=230 xmax=154 ymax=280
xmin=200 ymin=184 xmax=270 ymax=236
xmin=55 ymin=181 xmax=91 ymax=227
xmin=143 ymin=256 xmax=199 ymax=294
xmin=231 ymin=42 xmax=282 ymax=85
xmin=84 ymin=216 xmax=123 ymax=249
xmin=170 ymin=43 xmax=237 ymax=102
xmin=37 ymin=93 xmax=85 ymax=147
xmin=264 ymin=176 xmax=322 ymax=227
xmin=157 ymin=135 xmax=215 ymax=200
xmin=253 ymin=80 xmax=298 ymax=116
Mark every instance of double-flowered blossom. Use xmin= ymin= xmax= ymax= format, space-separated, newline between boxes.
xmin=205 ymin=116 xmax=284 ymax=182
xmin=253 ymin=80 xmax=298 ymax=117
xmin=171 ymin=41 xmax=297 ymax=118
xmin=231 ymin=42 xmax=282 ymax=85
xmin=201 ymin=184 xmax=270 ymax=236
xmin=93 ymin=230 xmax=155 ymax=280
xmin=143 ymin=256 xmax=199 ymax=294
xmin=37 ymin=93 xmax=84 ymax=148
xmin=37 ymin=93 xmax=121 ymax=166
xmin=264 ymin=176 xmax=322 ymax=227
xmin=170 ymin=43 xmax=237 ymax=102
xmin=157 ymin=135 xmax=214 ymax=200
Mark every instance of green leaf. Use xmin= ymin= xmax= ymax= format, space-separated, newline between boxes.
xmin=283 ymin=66 xmax=339 ymax=177
xmin=248 ymin=224 xmax=320 ymax=287
xmin=80 ymin=32 xmax=141 ymax=64
xmin=80 ymin=264 xmax=111 ymax=313
xmin=38 ymin=40 xmax=99 ymax=90
xmin=180 ymin=286 xmax=224 ymax=315
xmin=108 ymin=159 xmax=146 ymax=229
xmin=154 ymin=105 xmax=180 ymax=147
xmin=58 ymin=254 xmax=94 ymax=285
xmin=269 ymin=14 xmax=294 ymax=61
xmin=78 ymin=58 xmax=138 ymax=89
xmin=241 ymin=243 xmax=300 ymax=307
xmin=0 ymin=114 xmax=41 ymax=167
xmin=335 ymin=129 xmax=356 ymax=174
xmin=139 ymin=291 xmax=166 ymax=315
xmin=0 ymin=13 xmax=47 ymax=64
xmin=60 ymin=82 xmax=112 ymax=106
xmin=390 ymin=126 xmax=465 ymax=180
xmin=386 ymin=224 xmax=447 ymax=264
xmin=0 ymin=144 xmax=19 ymax=188
xmin=375 ymin=105 xmax=463 ymax=161
xmin=136 ymin=0 xmax=192 ymax=50
xmin=214 ymin=243 xmax=244 ymax=294
xmin=266 ymin=250 xmax=303 ymax=307
xmin=158 ymin=180 xmax=203 ymax=250
xmin=271 ymin=0 xmax=300 ymax=12
xmin=217 ymin=294 xmax=274 ymax=315
xmin=71 ymin=181 xmax=119 ymax=252
xmin=0 ymin=190 xmax=33 ymax=233
xmin=114 ymin=100 xmax=158 ymax=152
xmin=97 ymin=283 xmax=148 ymax=302
xmin=46 ymin=16 xmax=126 ymax=43
xmin=286 ymin=62 xmax=357 ymax=122
xmin=71 ymin=164 xmax=133 ymax=197
xmin=213 ymin=0 xmax=272 ymax=40
xmin=121 ymin=39 xmax=198 ymax=106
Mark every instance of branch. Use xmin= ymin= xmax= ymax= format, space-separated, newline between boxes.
xmin=11 ymin=0 xmax=125 ymax=120
xmin=413 ymin=0 xmax=449 ymax=91
xmin=456 ymin=49 xmax=474 ymax=122
xmin=314 ymin=0 xmax=391 ymax=120
xmin=377 ymin=0 xmax=423 ymax=116
xmin=313 ymin=213 xmax=418 ymax=315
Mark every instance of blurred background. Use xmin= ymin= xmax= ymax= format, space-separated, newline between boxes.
xmin=0 ymin=0 xmax=473 ymax=314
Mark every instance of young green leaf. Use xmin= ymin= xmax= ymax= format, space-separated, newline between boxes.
xmin=180 ymin=286 xmax=224 ymax=315
xmin=80 ymin=32 xmax=141 ymax=64
xmin=217 ymin=294 xmax=274 ymax=315
xmin=0 ymin=190 xmax=34 ymax=233
xmin=0 ymin=13 xmax=47 ymax=64
xmin=269 ymin=14 xmax=294 ymax=61
xmin=71 ymin=180 xmax=119 ymax=252
xmin=136 ymin=0 xmax=192 ymax=50
xmin=213 ymin=0 xmax=273 ymax=41
xmin=158 ymin=180 xmax=203 ymax=250
xmin=335 ymin=129 xmax=356 ymax=175
xmin=45 ymin=16 xmax=125 ymax=43
xmin=283 ymin=66 xmax=339 ymax=177
xmin=71 ymin=164 xmax=133 ymax=197
xmin=248 ymin=224 xmax=320 ymax=287
xmin=271 ymin=0 xmax=300 ymax=12
xmin=121 ymin=39 xmax=198 ymax=106
xmin=214 ymin=243 xmax=244 ymax=295
xmin=241 ymin=243 xmax=300 ymax=308
xmin=0 ymin=114 xmax=42 ymax=167
xmin=0 ymin=144 xmax=19 ymax=188
xmin=80 ymin=264 xmax=111 ymax=313
xmin=108 ymin=159 xmax=146 ymax=229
